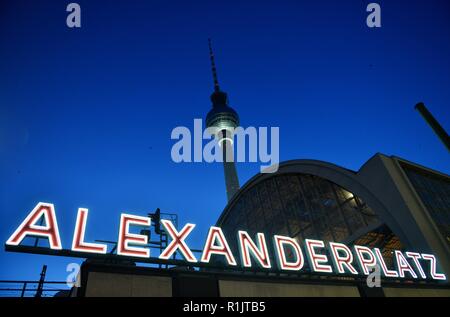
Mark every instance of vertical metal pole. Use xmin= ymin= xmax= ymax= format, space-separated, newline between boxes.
xmin=159 ymin=231 xmax=162 ymax=269
xmin=415 ymin=102 xmax=450 ymax=152
xmin=35 ymin=265 xmax=47 ymax=298
xmin=20 ymin=282 xmax=27 ymax=297
xmin=33 ymin=217 xmax=45 ymax=247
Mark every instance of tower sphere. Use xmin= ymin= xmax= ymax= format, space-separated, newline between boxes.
xmin=206 ymin=91 xmax=240 ymax=140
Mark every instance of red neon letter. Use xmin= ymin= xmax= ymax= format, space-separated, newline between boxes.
xmin=353 ymin=245 xmax=377 ymax=275
xmin=117 ymin=214 xmax=150 ymax=258
xmin=394 ymin=250 xmax=417 ymax=279
xmin=274 ymin=235 xmax=304 ymax=271
xmin=201 ymin=226 xmax=236 ymax=265
xmin=374 ymin=248 xmax=398 ymax=277
xmin=405 ymin=252 xmax=426 ymax=279
xmin=304 ymin=239 xmax=333 ymax=273
xmin=329 ymin=242 xmax=358 ymax=275
xmin=159 ymin=220 xmax=197 ymax=263
xmin=238 ymin=231 xmax=271 ymax=268
xmin=6 ymin=202 xmax=62 ymax=250
xmin=421 ymin=254 xmax=446 ymax=281
xmin=71 ymin=208 xmax=107 ymax=254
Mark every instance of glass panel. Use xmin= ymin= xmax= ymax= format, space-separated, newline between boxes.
xmin=402 ymin=164 xmax=450 ymax=247
xmin=218 ymin=173 xmax=403 ymax=265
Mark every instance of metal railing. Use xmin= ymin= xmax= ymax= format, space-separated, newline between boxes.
xmin=0 ymin=280 xmax=71 ymax=297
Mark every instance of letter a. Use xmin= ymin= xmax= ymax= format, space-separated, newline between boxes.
xmin=66 ymin=3 xmax=81 ymax=28
xmin=6 ymin=202 xmax=62 ymax=249
xmin=366 ymin=3 xmax=381 ymax=28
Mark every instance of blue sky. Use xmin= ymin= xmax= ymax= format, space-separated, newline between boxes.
xmin=1 ymin=0 xmax=449 ymax=283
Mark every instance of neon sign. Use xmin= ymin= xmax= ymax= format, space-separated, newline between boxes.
xmin=5 ymin=202 xmax=447 ymax=281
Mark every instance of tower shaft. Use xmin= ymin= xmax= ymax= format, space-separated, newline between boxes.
xmin=206 ymin=39 xmax=240 ymax=202
xmin=221 ymin=130 xmax=240 ymax=201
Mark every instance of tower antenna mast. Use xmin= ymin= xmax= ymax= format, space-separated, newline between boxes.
xmin=208 ymin=38 xmax=221 ymax=92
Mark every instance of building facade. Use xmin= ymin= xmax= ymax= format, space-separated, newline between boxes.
xmin=216 ymin=153 xmax=450 ymax=277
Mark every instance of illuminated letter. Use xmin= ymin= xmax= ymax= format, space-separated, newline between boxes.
xmin=6 ymin=202 xmax=62 ymax=250
xmin=201 ymin=226 xmax=236 ymax=265
xmin=238 ymin=231 xmax=271 ymax=268
xmin=329 ymin=242 xmax=358 ymax=275
xmin=374 ymin=248 xmax=398 ymax=277
xmin=273 ymin=235 xmax=304 ymax=271
xmin=304 ymin=239 xmax=332 ymax=273
xmin=354 ymin=245 xmax=377 ymax=275
xmin=71 ymin=208 xmax=107 ymax=254
xmin=421 ymin=254 xmax=446 ymax=281
xmin=159 ymin=220 xmax=197 ymax=262
xmin=117 ymin=214 xmax=150 ymax=258
xmin=405 ymin=252 xmax=426 ymax=279
xmin=394 ymin=250 xmax=417 ymax=279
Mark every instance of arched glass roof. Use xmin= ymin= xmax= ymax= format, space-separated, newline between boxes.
xmin=217 ymin=173 xmax=403 ymax=267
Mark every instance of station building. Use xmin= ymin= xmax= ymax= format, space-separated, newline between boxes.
xmin=74 ymin=153 xmax=450 ymax=297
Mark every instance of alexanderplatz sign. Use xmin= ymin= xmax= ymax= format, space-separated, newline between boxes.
xmin=4 ymin=202 xmax=448 ymax=282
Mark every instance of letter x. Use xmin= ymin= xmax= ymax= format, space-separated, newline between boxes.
xmin=159 ymin=220 xmax=197 ymax=262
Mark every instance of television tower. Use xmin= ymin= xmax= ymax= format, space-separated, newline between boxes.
xmin=205 ymin=39 xmax=240 ymax=201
